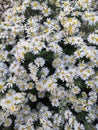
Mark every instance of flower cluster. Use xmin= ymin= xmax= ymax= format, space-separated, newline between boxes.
xmin=0 ymin=0 xmax=98 ymax=130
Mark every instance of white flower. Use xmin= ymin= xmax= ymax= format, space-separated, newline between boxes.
xmin=88 ymin=33 xmax=98 ymax=45
xmin=6 ymin=76 xmax=16 ymax=88
xmin=13 ymin=93 xmax=25 ymax=104
xmin=40 ymin=119 xmax=52 ymax=130
xmin=49 ymin=43 xmax=63 ymax=54
xmin=35 ymin=81 xmax=45 ymax=92
xmin=53 ymin=114 xmax=62 ymax=125
xmin=29 ymin=63 xmax=38 ymax=81
xmin=0 ymin=62 xmax=8 ymax=79
xmin=71 ymin=86 xmax=81 ymax=94
xmin=64 ymin=123 xmax=72 ymax=130
xmin=42 ymin=7 xmax=51 ymax=16
xmin=41 ymin=67 xmax=49 ymax=78
xmin=34 ymin=57 xmax=45 ymax=67
xmin=0 ymin=81 xmax=6 ymax=93
xmin=31 ymin=1 xmax=40 ymax=10
xmin=51 ymin=98 xmax=60 ymax=107
xmin=74 ymin=121 xmax=85 ymax=130
xmin=45 ymin=79 xmax=57 ymax=92
xmin=38 ymin=92 xmax=45 ymax=98
xmin=4 ymin=118 xmax=12 ymax=127
xmin=64 ymin=110 xmax=72 ymax=119
xmin=0 ymin=98 xmax=12 ymax=109
xmin=28 ymin=94 xmax=37 ymax=102
xmin=18 ymin=125 xmax=27 ymax=130
xmin=95 ymin=124 xmax=98 ymax=130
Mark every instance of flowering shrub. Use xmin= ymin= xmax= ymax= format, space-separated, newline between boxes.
xmin=0 ymin=0 xmax=98 ymax=130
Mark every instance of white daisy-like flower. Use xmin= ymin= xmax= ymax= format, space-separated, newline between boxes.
xmin=6 ymin=76 xmax=16 ymax=88
xmin=41 ymin=67 xmax=49 ymax=78
xmin=0 ymin=81 xmax=6 ymax=93
xmin=34 ymin=57 xmax=45 ymax=67
xmin=64 ymin=110 xmax=72 ymax=119
xmin=42 ymin=7 xmax=51 ymax=17
xmin=4 ymin=118 xmax=12 ymax=127
xmin=71 ymin=86 xmax=81 ymax=94
xmin=31 ymin=1 xmax=40 ymax=10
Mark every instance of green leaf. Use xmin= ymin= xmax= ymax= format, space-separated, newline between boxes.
xmin=84 ymin=121 xmax=93 ymax=130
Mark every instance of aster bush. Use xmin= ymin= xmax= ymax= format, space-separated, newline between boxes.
xmin=0 ymin=0 xmax=98 ymax=130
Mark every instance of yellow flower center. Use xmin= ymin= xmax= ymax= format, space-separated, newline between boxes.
xmin=5 ymin=100 xmax=11 ymax=104
xmin=96 ymin=38 xmax=98 ymax=42
xmin=6 ymin=120 xmax=10 ymax=125
xmin=0 ymin=84 xmax=3 ymax=90
xmin=44 ymin=9 xmax=49 ymax=13
xmin=14 ymin=96 xmax=19 ymax=101
xmin=9 ymin=80 xmax=13 ymax=83
xmin=33 ymin=3 xmax=38 ymax=7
